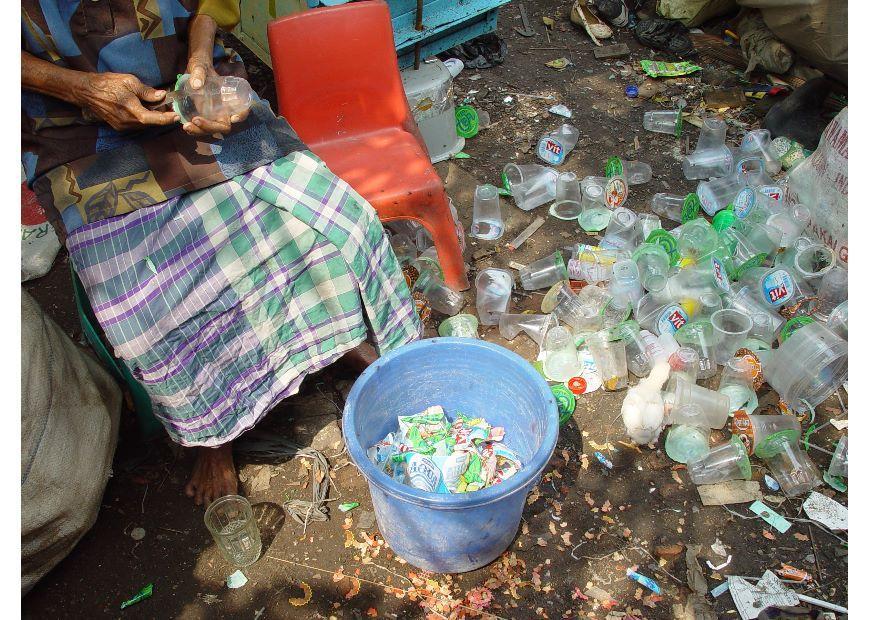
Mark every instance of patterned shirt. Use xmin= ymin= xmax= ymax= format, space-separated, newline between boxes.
xmin=22 ymin=0 xmax=304 ymax=239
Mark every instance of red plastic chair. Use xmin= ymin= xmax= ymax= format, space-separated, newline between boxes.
xmin=267 ymin=1 xmax=469 ymax=291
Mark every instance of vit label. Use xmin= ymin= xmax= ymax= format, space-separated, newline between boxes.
xmin=712 ymin=257 xmax=732 ymax=293
xmin=656 ymin=305 xmax=689 ymax=335
xmin=758 ymin=185 xmax=784 ymax=203
xmin=733 ymin=188 xmax=756 ymax=218
xmin=538 ymin=138 xmax=564 ymax=165
xmin=760 ymin=270 xmax=794 ymax=307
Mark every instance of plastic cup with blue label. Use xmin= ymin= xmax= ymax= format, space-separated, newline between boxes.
xmin=737 ymin=266 xmax=799 ymax=309
xmin=537 ymin=124 xmax=580 ymax=166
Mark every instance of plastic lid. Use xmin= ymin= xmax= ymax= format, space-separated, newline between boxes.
xmin=711 ymin=209 xmax=736 ymax=232
xmin=681 ymin=193 xmax=701 ymax=223
xmin=625 ymin=85 xmax=639 ymax=98
xmin=779 ymin=316 xmax=814 ymax=344
xmin=438 ymin=313 xmax=479 ymax=337
xmin=754 ymin=429 xmax=801 ymax=459
xmin=731 ymin=435 xmax=752 ymax=480
xmin=733 ymin=253 xmax=767 ymax=279
xmin=551 ymin=384 xmax=577 ymax=425
xmin=646 ymin=229 xmax=680 ymax=266
xmin=455 ymin=105 xmax=480 ymax=138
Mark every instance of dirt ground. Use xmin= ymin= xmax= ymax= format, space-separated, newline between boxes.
xmin=22 ymin=2 xmax=848 ymax=618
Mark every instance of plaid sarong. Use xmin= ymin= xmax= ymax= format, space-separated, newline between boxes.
xmin=68 ymin=151 xmax=421 ymax=446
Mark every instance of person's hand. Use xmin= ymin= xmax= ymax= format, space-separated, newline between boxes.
xmin=78 ymin=72 xmax=179 ymax=131
xmin=183 ymin=53 xmax=251 ymax=138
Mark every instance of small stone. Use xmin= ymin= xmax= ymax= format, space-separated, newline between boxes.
xmin=312 ymin=420 xmax=343 ymax=453
xmin=130 ymin=527 xmax=146 ymax=541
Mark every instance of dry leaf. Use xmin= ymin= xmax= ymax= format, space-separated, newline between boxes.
xmin=344 ymin=530 xmax=356 ymax=548
xmin=527 ymin=487 xmax=542 ymax=505
xmin=549 ymin=522 xmax=557 ymax=535
xmin=561 ymin=532 xmax=573 ymax=546
xmin=332 ymin=568 xmax=346 ymax=582
xmin=522 ymin=522 xmax=529 ymax=535
xmin=367 ymin=608 xmax=378 ymax=617
xmin=536 ymin=538 xmax=548 ymax=547
xmin=793 ymin=533 xmax=809 ymax=541
xmin=584 ymin=493 xmax=595 ymax=507
xmin=345 ymin=577 xmax=361 ymax=599
xmin=589 ymin=440 xmax=611 ymax=451
xmin=580 ymin=454 xmax=589 ymax=470
xmin=634 ymin=587 xmax=643 ymax=600
xmin=542 ymin=16 xmax=555 ymax=28
xmin=671 ymin=470 xmax=684 ymax=486
xmin=601 ymin=500 xmax=612 ymax=512
xmin=602 ymin=515 xmax=615 ymax=524
xmin=763 ymin=529 xmax=776 ymax=540
xmin=561 ymin=449 xmax=570 ymax=465
xmin=288 ymin=582 xmax=313 ymax=607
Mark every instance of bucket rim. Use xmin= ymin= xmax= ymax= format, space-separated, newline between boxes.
xmin=342 ymin=338 xmax=559 ymax=510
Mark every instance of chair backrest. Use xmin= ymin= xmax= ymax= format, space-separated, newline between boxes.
xmin=268 ymin=1 xmax=412 ymax=146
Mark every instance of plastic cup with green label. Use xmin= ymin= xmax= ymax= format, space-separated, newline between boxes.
xmin=519 ymin=250 xmax=568 ymax=290
xmin=604 ymin=156 xmax=629 ymax=209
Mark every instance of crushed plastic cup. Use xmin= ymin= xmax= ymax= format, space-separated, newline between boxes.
xmin=792 ymin=243 xmax=836 ymax=285
xmin=600 ymin=208 xmax=640 ymax=251
xmin=763 ymin=321 xmax=848 ymax=410
xmin=587 ymin=329 xmax=629 ymax=391
xmin=643 ymin=108 xmax=683 ymax=136
xmin=544 ymin=325 xmax=581 ymax=382
xmin=637 ymin=213 xmax=662 ymax=241
xmin=826 ymin=300 xmax=848 ymax=340
xmin=622 ymin=160 xmax=653 ymax=185
xmin=537 ymin=124 xmax=580 ymax=165
xmin=503 ymin=163 xmax=559 ymax=211
xmin=632 ymin=243 xmax=670 ymax=292
xmin=813 ymin=265 xmax=847 ymax=322
xmin=697 ymin=176 xmax=743 ymax=216
xmin=675 ymin=319 xmax=719 ymax=378
xmin=552 ymin=172 xmax=583 ymax=220
xmin=470 ymin=184 xmax=504 ymax=240
xmin=498 ymin=313 xmax=557 ymax=346
xmin=686 ymin=436 xmax=751 ymax=485
xmin=731 ymin=411 xmax=801 ymax=456
xmin=474 ymin=268 xmax=513 ymax=326
xmin=710 ymin=308 xmax=752 ymax=365
xmin=665 ymin=375 xmax=730 ymax=429
xmin=678 ymin=218 xmax=720 ymax=261
xmin=414 ymin=270 xmax=465 ymax=316
xmin=608 ymin=259 xmax=644 ymax=305
xmin=611 ymin=319 xmax=651 ymax=378
xmin=665 ymin=424 xmax=710 ymax=464
xmin=668 ymin=346 xmax=700 ymax=385
xmin=718 ymin=356 xmax=758 ymax=413
xmin=766 ymin=204 xmax=810 ymax=248
xmin=519 ymin=250 xmax=568 ymax=290
xmin=755 ymin=434 xmax=821 ymax=497
xmin=554 ymin=283 xmax=602 ymax=334
xmin=828 ymin=435 xmax=848 ymax=478
xmin=634 ymin=293 xmax=690 ymax=336
xmin=438 ymin=314 xmax=480 ymax=338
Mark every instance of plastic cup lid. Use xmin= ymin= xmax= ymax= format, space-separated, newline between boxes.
xmin=779 ymin=316 xmax=814 ymax=343
xmin=578 ymin=209 xmax=612 ymax=232
xmin=551 ymin=383 xmax=577 ymax=424
xmin=625 ymin=85 xmax=639 ymax=98
xmin=711 ymin=209 xmax=736 ymax=232
xmin=681 ymin=193 xmax=701 ymax=223
xmin=438 ymin=314 xmax=479 ymax=337
xmin=732 ymin=253 xmax=767 ymax=279
xmin=646 ymin=229 xmax=680 ymax=265
xmin=566 ymin=376 xmax=588 ymax=395
xmin=731 ymin=435 xmax=752 ymax=479
xmin=754 ymin=429 xmax=801 ymax=459
xmin=455 ymin=105 xmax=480 ymax=138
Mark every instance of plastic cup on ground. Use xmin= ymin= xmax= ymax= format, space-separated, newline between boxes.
xmin=826 ymin=300 xmax=848 ymax=340
xmin=474 ymin=268 xmax=513 ymax=326
xmin=551 ymin=172 xmax=583 ymax=220
xmin=668 ymin=346 xmax=699 ymax=385
xmin=769 ymin=136 xmax=806 ymax=172
xmin=683 ymin=147 xmax=734 ymax=181
xmin=600 ymin=207 xmax=640 ymax=251
xmin=604 ymin=157 xmax=630 ymax=208
xmin=697 ymin=292 xmax=722 ymax=320
xmin=828 ymin=435 xmax=848 ymax=478
xmin=665 ymin=424 xmax=710 ymax=464
xmin=718 ymin=356 xmax=758 ymax=413
xmin=756 ymin=434 xmax=821 ymax=497
xmin=587 ymin=330 xmax=629 ymax=391
xmin=724 ymin=285 xmax=785 ymax=342
xmin=537 ymin=124 xmax=579 ymax=166
xmin=740 ymin=129 xmax=781 ymax=175
xmin=814 ymin=266 xmax=848 ymax=322
xmin=792 ymin=243 xmax=836 ymax=285
xmin=438 ymin=314 xmax=480 ymax=338
xmin=544 ymin=325 xmax=581 ymax=382
xmin=643 ymin=109 xmax=683 ymax=135
xmin=651 ymin=193 xmax=685 ymax=223
xmin=710 ymin=309 xmax=752 ymax=365
xmin=554 ymin=283 xmax=602 ymax=334
xmin=622 ymin=160 xmax=652 ymax=185
xmin=498 ymin=313 xmax=556 ymax=346
xmin=204 ymin=495 xmax=262 ymax=567
xmin=678 ymin=218 xmax=719 ymax=261
xmin=665 ymin=376 xmax=730 ymax=428
xmin=637 ymin=213 xmax=662 ymax=241
xmin=748 ymin=311 xmax=775 ymax=345
xmin=611 ymin=319 xmax=651 ymax=378
xmin=503 ymin=163 xmax=559 ymax=211
xmin=697 ymin=176 xmax=743 ymax=216
xmin=632 ymin=243 xmax=670 ymax=293
xmin=730 ymin=221 xmax=783 ymax=263
xmin=470 ymin=184 xmax=504 ymax=240
xmin=634 ymin=293 xmax=690 ymax=336
xmin=519 ymin=251 xmax=568 ymax=291
xmin=414 ymin=270 xmax=465 ymax=316
xmin=609 ymin=259 xmax=644 ymax=305
xmin=695 ymin=116 xmax=729 ymax=151
xmin=674 ymin=320 xmax=719 ymax=380
xmin=731 ymin=411 xmax=801 ymax=456
xmin=766 ymin=204 xmax=809 ymax=248
xmin=686 ymin=436 xmax=751 ymax=485
xmin=737 ymin=266 xmax=800 ymax=310
xmin=567 ymin=245 xmax=619 ymax=283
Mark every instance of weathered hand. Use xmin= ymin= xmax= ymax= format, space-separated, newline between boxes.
xmin=79 ymin=72 xmax=179 ymax=130
xmin=182 ymin=53 xmax=251 ymax=138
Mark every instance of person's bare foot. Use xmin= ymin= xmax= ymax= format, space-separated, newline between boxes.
xmin=185 ymin=443 xmax=239 ymax=506
xmin=339 ymin=342 xmax=378 ymax=373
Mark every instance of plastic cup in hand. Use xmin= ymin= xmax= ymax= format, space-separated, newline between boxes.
xmin=678 ymin=218 xmax=719 ymax=261
xmin=668 ymin=346 xmax=699 ymax=385
xmin=718 ymin=356 xmax=758 ymax=413
xmin=503 ymin=163 xmax=559 ymax=211
xmin=172 ymin=75 xmax=254 ymax=123
xmin=544 ymin=325 xmax=580 ymax=382
xmin=474 ymin=268 xmax=513 ymax=326
xmin=519 ymin=251 xmax=568 ymax=291
xmin=551 ymin=172 xmax=583 ymax=220
xmin=438 ymin=314 xmax=479 ymax=338
xmin=665 ymin=376 xmax=730 ymax=428
xmin=792 ymin=243 xmax=836 ymax=285
xmin=600 ymin=208 xmax=640 ymax=251
xmin=740 ymin=129 xmax=781 ymax=175
xmin=204 ymin=495 xmax=262 ymax=567
xmin=665 ymin=424 xmax=710 ymax=464
xmin=587 ymin=330 xmax=628 ymax=391
xmin=611 ymin=319 xmax=651 ymax=378
xmin=470 ymin=184 xmax=504 ymax=240
xmin=814 ymin=266 xmax=848 ymax=322
xmin=643 ymin=108 xmax=683 ymax=135
xmin=686 ymin=436 xmax=751 ymax=485
xmin=674 ymin=319 xmax=718 ymax=380
xmin=498 ymin=313 xmax=556 ymax=346
xmin=697 ymin=176 xmax=743 ymax=216
xmin=710 ymin=309 xmax=752 ymax=365
xmin=632 ymin=243 xmax=670 ymax=292
xmin=608 ymin=259 xmax=644 ymax=305
xmin=731 ymin=411 xmax=801 ymax=456
xmin=537 ymin=124 xmax=580 ymax=165
xmin=756 ymin=434 xmax=821 ymax=497
xmin=414 ymin=270 xmax=465 ymax=316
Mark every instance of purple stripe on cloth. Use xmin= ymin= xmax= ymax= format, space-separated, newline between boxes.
xmin=67 ymin=202 xmax=167 ymax=254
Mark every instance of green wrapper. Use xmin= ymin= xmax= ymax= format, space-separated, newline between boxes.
xmin=640 ymin=60 xmax=702 ymax=78
xmin=120 ymin=583 xmax=153 ymax=609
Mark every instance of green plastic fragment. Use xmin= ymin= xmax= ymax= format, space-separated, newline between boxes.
xmin=338 ymin=502 xmax=360 ymax=513
xmin=121 ymin=583 xmax=153 ymax=610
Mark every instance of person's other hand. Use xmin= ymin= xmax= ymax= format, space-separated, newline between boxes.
xmin=78 ymin=72 xmax=179 ymax=130
xmin=183 ymin=53 xmax=251 ymax=139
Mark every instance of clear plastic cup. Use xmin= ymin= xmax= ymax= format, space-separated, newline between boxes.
xmin=643 ymin=109 xmax=683 ymax=135
xmin=792 ymin=243 xmax=836 ymax=285
xmin=173 ymin=75 xmax=254 ymax=123
xmin=731 ymin=411 xmax=802 ymax=456
xmin=204 ymin=495 xmax=263 ymax=567
xmin=414 ymin=270 xmax=465 ymax=316
xmin=757 ymin=435 xmax=821 ymax=497
xmin=665 ymin=424 xmax=710 ymax=464
xmin=651 ymin=193 xmax=685 ymax=223
xmin=544 ymin=325 xmax=581 ymax=382
xmin=668 ymin=346 xmax=699 ymax=385
xmin=696 ymin=116 xmax=729 ymax=151
xmin=611 ymin=319 xmax=651 ymax=378
xmin=519 ymin=250 xmax=568 ymax=290
xmin=498 ymin=313 xmax=556 ymax=346
xmin=687 ymin=436 xmax=752 ymax=485
xmin=727 ymin=221 xmax=782 ymax=263
xmin=724 ymin=285 xmax=785 ymax=342
xmin=567 ymin=245 xmax=619 ymax=283
xmin=775 ymin=235 xmax=813 ymax=269
xmin=710 ymin=309 xmax=753 ymax=365
xmin=814 ymin=266 xmax=848 ymax=322
xmin=438 ymin=313 xmax=480 ymax=338
xmin=683 ymin=146 xmax=734 ymax=181
xmin=740 ymin=129 xmax=781 ymax=175
xmin=470 ymin=184 xmax=504 ymax=240
xmin=697 ymin=176 xmax=743 ymax=216
xmin=623 ymin=160 xmax=652 ymax=185
xmin=608 ymin=259 xmax=644 ymax=305
xmin=579 ymin=284 xmax=612 ymax=314
xmin=828 ymin=435 xmax=848 ymax=478
xmin=474 ymin=268 xmax=513 ymax=326
xmin=632 ymin=243 xmax=670 ymax=293
xmin=637 ymin=213 xmax=662 ymax=241
xmin=763 ymin=321 xmax=848 ymax=410
xmin=826 ymin=300 xmax=848 ymax=340
xmin=634 ymin=293 xmax=691 ymax=336
xmin=552 ymin=172 xmax=583 ymax=220
xmin=738 ymin=266 xmax=800 ymax=310
xmin=674 ymin=320 xmax=719 ymax=380
xmin=503 ymin=163 xmax=559 ymax=211
xmin=554 ymin=283 xmax=602 ymax=334
xmin=697 ymin=292 xmax=722 ymax=319
xmin=600 ymin=208 xmax=640 ymax=251
xmin=718 ymin=356 xmax=758 ymax=413
xmin=665 ymin=375 xmax=731 ymax=429
xmin=537 ymin=124 xmax=580 ymax=165
xmin=766 ymin=204 xmax=810 ymax=248
xmin=678 ymin=218 xmax=720 ymax=261
xmin=587 ymin=330 xmax=629 ymax=391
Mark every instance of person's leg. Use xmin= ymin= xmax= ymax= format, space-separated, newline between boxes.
xmin=339 ymin=341 xmax=378 ymax=373
xmin=185 ymin=443 xmax=239 ymax=506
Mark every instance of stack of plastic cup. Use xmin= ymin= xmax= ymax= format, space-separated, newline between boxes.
xmin=611 ymin=319 xmax=651 ymax=378
xmin=552 ymin=172 xmax=584 ymax=220
xmin=438 ymin=314 xmax=480 ymax=338
xmin=503 ymin=163 xmax=559 ymax=211
xmin=519 ymin=251 xmax=568 ymax=291
xmin=710 ymin=309 xmax=753 ymax=365
xmin=675 ymin=319 xmax=719 ymax=380
xmin=632 ymin=243 xmax=670 ymax=293
xmin=665 ymin=424 xmax=710 ymax=464
xmin=755 ymin=433 xmax=821 ymax=497
xmin=600 ymin=208 xmax=640 ymax=251
xmin=814 ymin=266 xmax=848 ymax=322
xmin=474 ymin=268 xmax=513 ymax=326
xmin=763 ymin=321 xmax=848 ymax=410
xmin=544 ymin=325 xmax=580 ymax=382
xmin=470 ymin=184 xmax=504 ymax=240
xmin=718 ymin=356 xmax=758 ymax=413
xmin=498 ymin=313 xmax=556 ymax=346
xmin=682 ymin=117 xmax=734 ymax=181
xmin=687 ymin=436 xmax=752 ymax=485
xmin=665 ymin=376 xmax=731 ymax=428
xmin=587 ymin=329 xmax=629 ymax=391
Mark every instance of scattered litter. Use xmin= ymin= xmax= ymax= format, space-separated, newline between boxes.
xmin=710 ymin=581 xmax=730 ymax=598
xmin=130 ymin=527 xmax=146 ymax=541
xmin=288 ymin=582 xmax=313 ymax=606
xmin=545 ymin=58 xmax=572 ymax=71
xmin=803 ymin=491 xmax=848 ymax=530
xmin=763 ymin=475 xmax=780 ymax=491
xmin=548 ymin=104 xmax=572 ymax=118
xmin=627 ymin=568 xmax=661 ymax=594
xmin=697 ymin=480 xmax=762 ymax=506
xmin=749 ymin=500 xmax=792 ymax=533
xmin=775 ymin=563 xmax=811 ymax=582
xmin=727 ymin=571 xmax=798 ymax=620
xmin=640 ymin=60 xmax=702 ymax=78
xmin=451 ymin=151 xmax=472 ymax=159
xmin=506 ymin=216 xmax=546 ymax=250
xmin=338 ymin=502 xmax=359 ymax=513
xmin=711 ymin=539 xmax=727 ymax=557
xmin=120 ymin=583 xmax=153 ymax=610
xmin=706 ymin=555 xmax=732 ymax=571
xmin=830 ymin=418 xmax=848 ymax=430
xmin=594 ymin=451 xmax=613 ymax=470
xmin=227 ymin=571 xmax=248 ymax=589
xmin=624 ymin=85 xmax=639 ymax=98
xmin=593 ymin=43 xmax=630 ymax=59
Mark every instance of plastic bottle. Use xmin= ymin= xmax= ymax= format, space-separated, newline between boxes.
xmin=170 ymin=74 xmax=254 ymax=123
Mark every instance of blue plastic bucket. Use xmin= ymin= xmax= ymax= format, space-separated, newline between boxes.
xmin=342 ymin=338 xmax=558 ymax=573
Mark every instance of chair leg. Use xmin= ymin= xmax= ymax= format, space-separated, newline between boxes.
xmin=417 ymin=196 xmax=470 ymax=292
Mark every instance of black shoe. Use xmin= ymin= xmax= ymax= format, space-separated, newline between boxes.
xmin=633 ymin=17 xmax=694 ymax=58
xmin=593 ymin=0 xmax=630 ymax=27
xmin=764 ymin=77 xmax=832 ymax=150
